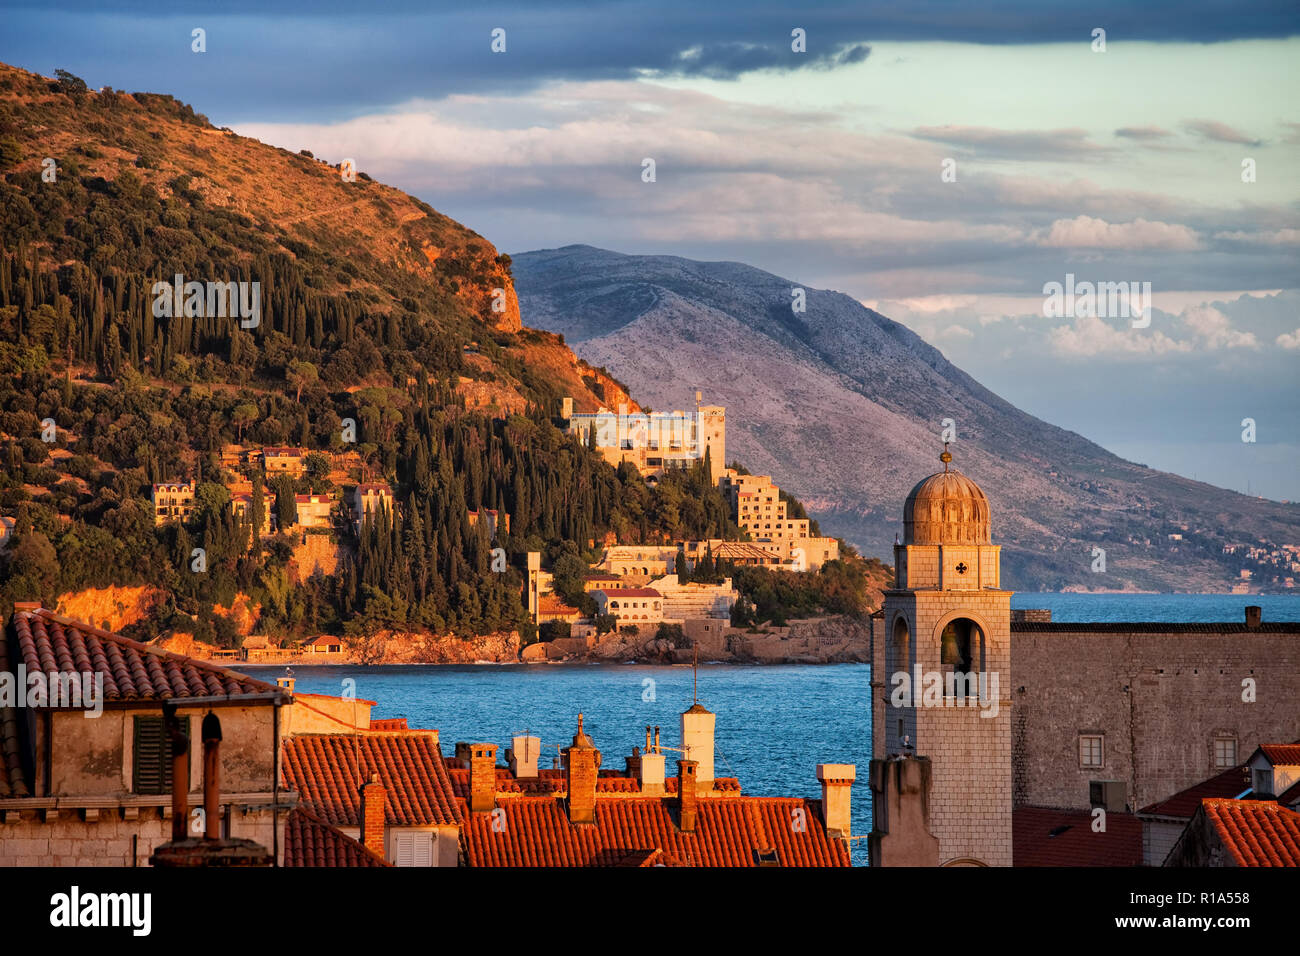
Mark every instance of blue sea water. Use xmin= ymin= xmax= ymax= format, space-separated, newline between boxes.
xmin=247 ymin=592 xmax=1300 ymax=867
xmin=1011 ymin=592 xmax=1300 ymax=623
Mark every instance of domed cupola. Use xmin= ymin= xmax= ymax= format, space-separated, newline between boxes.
xmin=902 ymin=445 xmax=991 ymax=546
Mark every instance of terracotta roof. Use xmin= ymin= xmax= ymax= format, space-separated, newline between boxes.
xmin=0 ymin=626 xmax=30 ymax=798
xmin=460 ymin=795 xmax=849 ymax=867
xmin=10 ymin=608 xmax=284 ymax=705
xmin=355 ymin=484 xmax=392 ymax=494
xmin=1139 ymin=764 xmax=1251 ymax=819
xmin=1279 ymin=781 xmax=1300 ymax=807
xmin=710 ymin=542 xmax=782 ymax=560
xmin=284 ymin=807 xmax=391 ymax=867
xmin=1200 ymin=799 xmax=1300 ymax=866
xmin=596 ymin=588 xmax=662 ymax=598
xmin=538 ymin=595 xmax=580 ymax=616
xmin=304 ymin=636 xmax=343 ymax=647
xmin=282 ymin=733 xmax=461 ymax=828
xmin=1256 ymin=744 xmax=1300 ymax=765
xmin=1013 ymin=806 xmax=1143 ymax=866
xmin=370 ymin=718 xmax=409 ymax=731
xmin=443 ymin=764 xmax=742 ymax=798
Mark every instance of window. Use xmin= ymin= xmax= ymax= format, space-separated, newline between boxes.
xmin=392 ymin=830 xmax=434 ymax=867
xmin=133 ymin=715 xmax=189 ymax=795
xmin=1078 ymin=735 xmax=1104 ymax=769
xmin=1213 ymin=737 xmax=1236 ymax=768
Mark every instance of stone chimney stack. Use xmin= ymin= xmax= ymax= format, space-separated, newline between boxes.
xmin=625 ymin=745 xmax=642 ymax=779
xmin=507 ymin=735 xmax=540 ymax=779
xmin=360 ymin=774 xmax=386 ymax=859
xmin=677 ymin=759 xmax=699 ymax=832
xmin=681 ymin=704 xmax=715 ymax=788
xmin=564 ymin=714 xmax=600 ymax=825
xmin=468 ymin=743 xmax=498 ymax=813
xmin=1245 ymin=605 xmax=1262 ymax=629
xmin=868 ymin=756 xmax=939 ymax=867
xmin=816 ymin=763 xmax=855 ymax=838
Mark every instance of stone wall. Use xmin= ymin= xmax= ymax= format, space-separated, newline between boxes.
xmin=1011 ymin=627 xmax=1300 ymax=812
xmin=0 ymin=806 xmax=281 ymax=866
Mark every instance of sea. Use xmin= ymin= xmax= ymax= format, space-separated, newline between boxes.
xmin=246 ymin=592 xmax=1299 ymax=866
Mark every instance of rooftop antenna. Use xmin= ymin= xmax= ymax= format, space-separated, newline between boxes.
xmin=693 ymin=641 xmax=699 ymax=705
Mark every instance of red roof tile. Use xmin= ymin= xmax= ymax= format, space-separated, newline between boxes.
xmin=282 ymin=733 xmax=461 ymax=828
xmin=595 ymin=588 xmax=662 ymax=598
xmin=1013 ymin=806 xmax=1143 ymax=866
xmin=460 ymin=795 xmax=849 ymax=867
xmin=370 ymin=717 xmax=409 ymax=731
xmin=284 ymin=807 xmax=391 ymax=867
xmin=10 ymin=608 xmax=283 ymax=705
xmin=443 ymin=763 xmax=743 ymax=798
xmin=1257 ymin=744 xmax=1300 ymax=766
xmin=1200 ymin=799 xmax=1300 ymax=866
xmin=1139 ymin=764 xmax=1251 ymax=819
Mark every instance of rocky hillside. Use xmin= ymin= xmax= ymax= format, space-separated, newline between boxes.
xmin=514 ymin=245 xmax=1299 ymax=592
xmin=0 ymin=62 xmax=615 ymax=415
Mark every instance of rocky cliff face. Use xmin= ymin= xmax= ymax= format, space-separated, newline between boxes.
xmin=513 ymin=245 xmax=1298 ymax=592
xmin=53 ymin=586 xmax=165 ymax=632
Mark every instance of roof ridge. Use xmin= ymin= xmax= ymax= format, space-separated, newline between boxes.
xmin=23 ymin=608 xmax=283 ymax=695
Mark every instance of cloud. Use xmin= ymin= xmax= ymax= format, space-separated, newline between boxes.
xmin=1182 ymin=119 xmax=1262 ymax=146
xmin=1277 ymin=328 xmax=1300 ymax=349
xmin=1115 ymin=125 xmax=1173 ymax=140
xmin=1213 ymin=228 xmax=1300 ymax=245
xmin=1049 ymin=315 xmax=1191 ymax=356
xmin=665 ymin=40 xmax=871 ymax=80
xmin=910 ymin=125 xmax=1108 ymax=159
xmin=1039 ymin=215 xmax=1200 ymax=250
xmin=1048 ymin=303 xmax=1259 ymax=357
xmin=1179 ymin=305 xmax=1258 ymax=348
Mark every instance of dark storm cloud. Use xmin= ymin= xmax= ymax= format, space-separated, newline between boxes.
xmin=2 ymin=1 xmax=1297 ymax=121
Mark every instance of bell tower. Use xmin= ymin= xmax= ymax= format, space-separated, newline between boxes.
xmin=873 ymin=445 xmax=1013 ymax=866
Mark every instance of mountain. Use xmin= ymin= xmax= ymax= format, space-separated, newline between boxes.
xmin=513 ymin=245 xmax=1299 ymax=591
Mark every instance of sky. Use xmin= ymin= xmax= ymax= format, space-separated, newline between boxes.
xmin=4 ymin=1 xmax=1299 ymax=499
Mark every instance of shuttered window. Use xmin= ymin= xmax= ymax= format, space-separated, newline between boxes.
xmin=133 ymin=716 xmax=189 ymax=795
xmin=392 ymin=830 xmax=434 ymax=867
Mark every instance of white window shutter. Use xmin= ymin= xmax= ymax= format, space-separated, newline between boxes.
xmin=395 ymin=831 xmax=414 ymax=867
xmin=415 ymin=833 xmax=434 ymax=867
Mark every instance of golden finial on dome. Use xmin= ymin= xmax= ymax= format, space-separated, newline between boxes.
xmin=940 ymin=442 xmax=952 ymax=472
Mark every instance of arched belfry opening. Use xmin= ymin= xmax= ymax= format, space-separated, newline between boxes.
xmin=939 ymin=617 xmax=986 ymax=700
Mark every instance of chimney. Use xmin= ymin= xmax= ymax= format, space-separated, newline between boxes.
xmin=640 ymin=749 xmax=666 ymax=796
xmin=276 ymin=675 xmax=296 ymax=695
xmin=625 ymin=745 xmax=642 ymax=779
xmin=681 ymin=704 xmax=715 ymax=788
xmin=468 ymin=743 xmax=498 ymax=812
xmin=867 ymin=756 xmax=939 ymax=867
xmin=677 ymin=759 xmax=698 ymax=832
xmin=201 ymin=711 xmax=222 ymax=840
xmin=1245 ymin=605 xmax=1262 ymax=629
xmin=507 ymin=735 xmax=540 ymax=779
xmin=163 ymin=703 xmax=189 ymax=843
xmin=564 ymin=714 xmax=600 ymax=825
xmin=816 ymin=763 xmax=855 ymax=838
xmin=360 ymin=773 xmax=386 ymax=858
